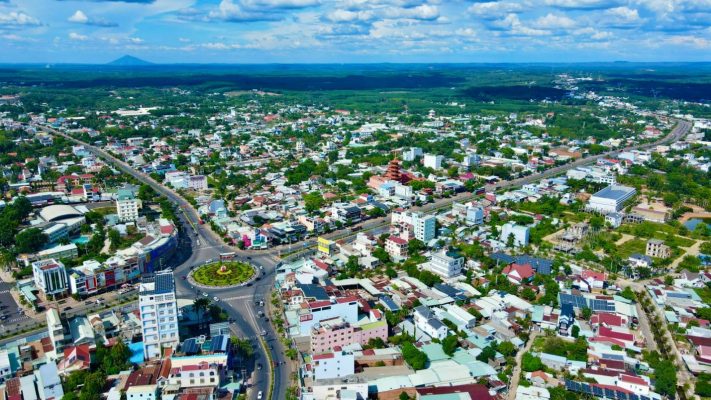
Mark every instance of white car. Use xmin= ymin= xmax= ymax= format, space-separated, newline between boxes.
xmin=257 ymin=391 xmax=263 ymax=399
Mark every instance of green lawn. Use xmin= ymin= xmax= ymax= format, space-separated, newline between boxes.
xmin=617 ymin=239 xmax=647 ymax=258
xmin=192 ymin=262 xmax=255 ymax=287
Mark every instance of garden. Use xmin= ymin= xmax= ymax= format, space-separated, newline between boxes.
xmin=191 ymin=261 xmax=255 ymax=287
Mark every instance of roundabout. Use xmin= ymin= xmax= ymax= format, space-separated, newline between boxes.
xmin=189 ymin=261 xmax=256 ymax=288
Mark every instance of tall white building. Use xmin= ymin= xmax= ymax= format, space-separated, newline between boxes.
xmin=116 ymin=187 xmax=142 ymax=222
xmin=412 ymin=213 xmax=436 ymax=243
xmin=139 ymin=270 xmax=179 ymax=360
xmin=32 ymin=259 xmax=68 ymax=297
xmin=423 ymin=154 xmax=444 ymax=170
xmin=501 ymin=223 xmax=530 ymax=247
xmin=46 ymin=308 xmax=66 ymax=357
xmin=403 ymin=147 xmax=423 ymax=161
xmin=423 ymin=250 xmax=464 ymax=278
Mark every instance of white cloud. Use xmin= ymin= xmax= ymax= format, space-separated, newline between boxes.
xmin=68 ymin=32 xmax=89 ymax=41
xmin=533 ymin=13 xmax=576 ymax=29
xmin=0 ymin=11 xmax=41 ymax=26
xmin=382 ymin=4 xmax=439 ymax=20
xmin=324 ymin=9 xmax=374 ymax=22
xmin=664 ymin=34 xmax=710 ymax=48
xmin=602 ymin=6 xmax=642 ymax=27
xmin=467 ymin=1 xmax=524 ymax=19
xmin=544 ymin=0 xmax=623 ymax=9
xmin=241 ymin=0 xmax=320 ymax=9
xmin=68 ymin=10 xmax=89 ymax=24
xmin=208 ymin=0 xmax=278 ymax=21
xmin=490 ymin=13 xmax=551 ymax=36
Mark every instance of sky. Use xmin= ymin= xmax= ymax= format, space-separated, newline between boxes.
xmin=0 ymin=0 xmax=709 ymax=64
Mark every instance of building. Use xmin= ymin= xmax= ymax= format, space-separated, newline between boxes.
xmin=646 ymin=239 xmax=671 ymax=259
xmin=413 ymin=305 xmax=448 ymax=340
xmin=412 ymin=213 xmax=436 ymax=243
xmin=35 ymin=363 xmax=64 ymax=400
xmin=501 ymin=223 xmax=530 ymax=247
xmin=586 ymin=185 xmax=636 ymax=214
xmin=46 ymin=308 xmax=66 ymax=356
xmin=36 ymin=243 xmax=79 ymax=262
xmin=126 ymin=385 xmax=158 ymax=400
xmin=403 ymin=147 xmax=422 ymax=161
xmin=32 ymin=259 xmax=69 ymax=297
xmin=310 ymin=316 xmax=388 ymax=354
xmin=423 ymin=250 xmax=464 ymax=278
xmin=298 ymin=296 xmax=359 ymax=336
xmin=423 ymin=154 xmax=444 ymax=170
xmin=312 ymin=351 xmax=355 ymax=380
xmin=116 ymin=187 xmax=142 ymax=222
xmin=385 ymin=236 xmax=409 ymax=261
xmin=139 ymin=270 xmax=179 ymax=360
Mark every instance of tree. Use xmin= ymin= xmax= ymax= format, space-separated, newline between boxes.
xmin=442 ymin=335 xmax=459 ymax=356
xmin=476 ymin=345 xmax=497 ymax=362
xmin=521 ymin=287 xmax=537 ymax=301
xmin=521 ymin=352 xmax=544 ymax=372
xmin=367 ymin=207 xmax=385 ymax=218
xmin=193 ymin=297 xmax=211 ymax=329
xmin=407 ymin=239 xmax=426 ymax=256
xmin=108 ymin=228 xmax=122 ymax=251
xmin=15 ymin=228 xmax=48 ymax=253
xmin=497 ymin=341 xmax=517 ymax=357
xmin=581 ymin=307 xmax=592 ymax=320
xmin=401 ymin=342 xmax=428 ymax=370
xmin=619 ymin=286 xmax=636 ymax=302
xmin=652 ymin=359 xmax=677 ymax=398
xmin=399 ymin=392 xmax=411 ymax=400
xmin=572 ymin=325 xmax=580 ymax=338
xmin=303 ymin=192 xmax=325 ymax=213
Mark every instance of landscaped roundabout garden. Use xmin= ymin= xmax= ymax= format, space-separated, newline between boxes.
xmin=191 ymin=261 xmax=255 ymax=287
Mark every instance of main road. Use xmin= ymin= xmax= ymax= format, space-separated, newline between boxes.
xmin=33 ymin=117 xmax=691 ymax=399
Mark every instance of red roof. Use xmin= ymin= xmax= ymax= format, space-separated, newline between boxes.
xmin=582 ymin=269 xmax=606 ymax=281
xmin=599 ymin=326 xmax=634 ymax=342
xmin=313 ymin=353 xmax=334 ymax=360
xmin=416 ymin=384 xmax=494 ymax=400
xmin=620 ymin=374 xmax=648 ymax=386
xmin=388 ymin=236 xmax=408 ymax=245
xmin=590 ymin=313 xmax=624 ymax=327
xmin=503 ymin=263 xmax=534 ymax=280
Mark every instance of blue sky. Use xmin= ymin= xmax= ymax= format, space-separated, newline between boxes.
xmin=0 ymin=0 xmax=709 ymax=63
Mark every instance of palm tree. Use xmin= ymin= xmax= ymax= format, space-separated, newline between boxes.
xmin=193 ymin=297 xmax=211 ymax=330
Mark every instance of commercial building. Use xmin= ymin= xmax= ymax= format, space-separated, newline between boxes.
xmin=298 ymin=296 xmax=359 ymax=336
xmin=139 ymin=270 xmax=179 ymax=360
xmin=116 ymin=187 xmax=142 ymax=222
xmin=586 ymin=184 xmax=636 ymax=214
xmin=310 ymin=316 xmax=388 ymax=354
xmin=32 ymin=259 xmax=69 ymax=297
xmin=312 ymin=351 xmax=355 ymax=380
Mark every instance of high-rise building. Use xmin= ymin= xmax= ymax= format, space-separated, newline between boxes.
xmin=116 ymin=187 xmax=142 ymax=222
xmin=139 ymin=270 xmax=179 ymax=360
xmin=412 ymin=213 xmax=436 ymax=243
xmin=423 ymin=154 xmax=444 ymax=170
xmin=32 ymin=259 xmax=68 ymax=297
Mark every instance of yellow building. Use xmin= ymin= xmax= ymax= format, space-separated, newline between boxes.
xmin=317 ymin=237 xmax=335 ymax=255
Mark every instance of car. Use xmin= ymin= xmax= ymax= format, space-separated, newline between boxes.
xmin=257 ymin=391 xmax=263 ymax=400
xmin=247 ymin=283 xmax=253 ymax=287
xmin=182 ymin=275 xmax=187 ymax=280
xmin=257 ymin=363 xmax=262 ymax=370
xmin=202 ymin=292 xmax=209 ymax=297
xmin=0 ymin=315 xmax=7 ymax=320
xmin=261 ymin=330 xmax=267 ymax=336
xmin=213 ymin=296 xmax=219 ymax=302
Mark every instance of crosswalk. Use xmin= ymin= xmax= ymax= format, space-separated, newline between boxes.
xmin=222 ymin=295 xmax=253 ymax=302
xmin=0 ymin=290 xmax=10 ymax=294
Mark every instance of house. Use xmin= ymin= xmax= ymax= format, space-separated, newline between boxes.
xmin=558 ymin=303 xmax=575 ymax=337
xmin=385 ymin=236 xmax=409 ymax=261
xmin=646 ymin=239 xmax=671 ymax=259
xmin=413 ymin=305 xmax=448 ymax=341
xmin=502 ymin=263 xmax=535 ymax=284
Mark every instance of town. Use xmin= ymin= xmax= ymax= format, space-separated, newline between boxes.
xmin=0 ymin=68 xmax=710 ymax=400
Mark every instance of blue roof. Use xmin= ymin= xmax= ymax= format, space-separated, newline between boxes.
xmin=592 ymin=185 xmax=635 ymax=201
xmin=379 ymin=296 xmax=400 ymax=311
xmin=296 ymin=283 xmax=329 ymax=300
xmin=182 ymin=338 xmax=200 ymax=355
xmin=490 ymin=252 xmax=514 ymax=264
xmin=210 ymin=335 xmax=229 ymax=353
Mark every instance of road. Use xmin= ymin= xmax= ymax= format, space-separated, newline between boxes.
xmin=32 ymin=118 xmax=691 ymax=399
xmin=508 ymin=330 xmax=540 ymax=400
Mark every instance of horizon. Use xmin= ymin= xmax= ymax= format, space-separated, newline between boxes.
xmin=1 ymin=1 xmax=710 ymax=64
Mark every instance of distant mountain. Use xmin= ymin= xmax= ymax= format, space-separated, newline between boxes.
xmin=107 ymin=55 xmax=153 ymax=66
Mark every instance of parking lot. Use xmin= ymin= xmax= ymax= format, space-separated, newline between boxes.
xmin=0 ymin=281 xmax=32 ymax=331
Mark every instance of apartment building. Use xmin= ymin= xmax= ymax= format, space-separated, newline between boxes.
xmin=139 ymin=270 xmax=179 ymax=360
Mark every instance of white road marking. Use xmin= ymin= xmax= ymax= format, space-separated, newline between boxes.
xmin=223 ymin=295 xmax=253 ymax=301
